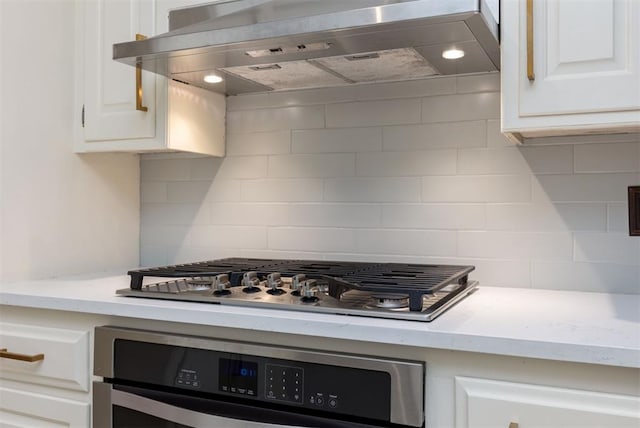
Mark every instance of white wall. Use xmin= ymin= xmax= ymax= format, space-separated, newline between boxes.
xmin=0 ymin=1 xmax=140 ymax=281
xmin=140 ymin=73 xmax=640 ymax=293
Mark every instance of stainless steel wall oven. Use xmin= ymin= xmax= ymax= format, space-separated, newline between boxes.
xmin=93 ymin=326 xmax=425 ymax=427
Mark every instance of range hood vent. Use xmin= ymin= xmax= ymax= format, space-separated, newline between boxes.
xmin=113 ymin=0 xmax=499 ymax=96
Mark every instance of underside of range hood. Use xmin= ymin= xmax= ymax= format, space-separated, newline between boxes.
xmin=113 ymin=0 xmax=500 ymax=96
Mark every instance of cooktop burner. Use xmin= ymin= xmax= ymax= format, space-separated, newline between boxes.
xmin=119 ymin=258 xmax=478 ymax=322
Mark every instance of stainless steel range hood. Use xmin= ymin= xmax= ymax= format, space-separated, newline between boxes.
xmin=113 ymin=0 xmax=499 ymax=96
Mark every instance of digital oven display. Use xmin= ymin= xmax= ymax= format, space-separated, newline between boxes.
xmin=219 ymin=358 xmax=258 ymax=397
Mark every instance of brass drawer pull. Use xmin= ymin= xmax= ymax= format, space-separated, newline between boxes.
xmin=135 ymin=34 xmax=149 ymax=112
xmin=0 ymin=348 xmax=45 ymax=362
xmin=509 ymin=423 xmax=519 ymax=428
xmin=526 ymin=0 xmax=535 ymax=81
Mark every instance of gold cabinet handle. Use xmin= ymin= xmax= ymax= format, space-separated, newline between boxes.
xmin=135 ymin=34 xmax=148 ymax=112
xmin=526 ymin=0 xmax=535 ymax=81
xmin=0 ymin=348 xmax=45 ymax=362
xmin=509 ymin=423 xmax=519 ymax=428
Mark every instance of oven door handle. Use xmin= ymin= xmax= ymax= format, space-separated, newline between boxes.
xmin=102 ymin=385 xmax=302 ymax=428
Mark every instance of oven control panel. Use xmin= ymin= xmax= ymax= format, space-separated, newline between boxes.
xmin=265 ymin=364 xmax=303 ymax=403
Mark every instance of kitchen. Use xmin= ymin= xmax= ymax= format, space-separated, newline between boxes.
xmin=0 ymin=0 xmax=639 ymax=427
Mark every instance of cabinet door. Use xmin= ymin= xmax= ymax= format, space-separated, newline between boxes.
xmin=521 ymin=0 xmax=640 ymax=117
xmin=455 ymin=377 xmax=640 ymax=428
xmin=0 ymin=387 xmax=90 ymax=428
xmin=501 ymin=0 xmax=640 ymax=138
xmin=83 ymin=0 xmax=156 ymax=142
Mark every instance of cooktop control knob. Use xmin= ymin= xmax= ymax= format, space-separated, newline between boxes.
xmin=212 ymin=274 xmax=231 ymax=296
xmin=266 ymin=272 xmax=285 ymax=295
xmin=242 ymin=271 xmax=261 ymax=293
xmin=301 ymin=280 xmax=319 ymax=303
xmin=290 ymin=274 xmax=306 ymax=296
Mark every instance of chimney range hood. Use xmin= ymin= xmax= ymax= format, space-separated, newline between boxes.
xmin=113 ymin=0 xmax=499 ymax=96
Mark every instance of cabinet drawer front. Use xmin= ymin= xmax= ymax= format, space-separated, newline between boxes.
xmin=0 ymin=323 xmax=89 ymax=392
xmin=0 ymin=386 xmax=90 ymax=428
xmin=455 ymin=376 xmax=640 ymax=428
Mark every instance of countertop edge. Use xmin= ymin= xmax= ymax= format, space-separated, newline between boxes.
xmin=1 ymin=284 xmax=638 ymax=370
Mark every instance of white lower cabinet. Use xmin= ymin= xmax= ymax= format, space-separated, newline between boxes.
xmin=455 ymin=376 xmax=640 ymax=428
xmin=0 ymin=387 xmax=90 ymax=428
xmin=0 ymin=320 xmax=94 ymax=428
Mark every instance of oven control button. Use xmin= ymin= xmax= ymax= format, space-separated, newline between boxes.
xmin=328 ymin=396 xmax=338 ymax=408
xmin=311 ymin=393 xmax=325 ymax=407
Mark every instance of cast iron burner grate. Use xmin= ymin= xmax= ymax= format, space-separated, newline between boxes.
xmin=128 ymin=258 xmax=474 ymax=312
xmin=328 ymin=263 xmax=474 ymax=311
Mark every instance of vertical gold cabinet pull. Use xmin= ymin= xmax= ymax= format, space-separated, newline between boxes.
xmin=509 ymin=423 xmax=519 ymax=428
xmin=526 ymin=0 xmax=535 ymax=81
xmin=135 ymin=34 xmax=148 ymax=112
xmin=0 ymin=348 xmax=45 ymax=362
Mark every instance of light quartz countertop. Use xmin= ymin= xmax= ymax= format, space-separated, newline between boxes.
xmin=1 ymin=273 xmax=638 ymax=369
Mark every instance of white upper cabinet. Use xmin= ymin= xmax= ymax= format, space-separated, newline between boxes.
xmin=81 ymin=0 xmax=157 ymax=143
xmin=75 ymin=0 xmax=225 ymax=155
xmin=502 ymin=0 xmax=640 ymax=141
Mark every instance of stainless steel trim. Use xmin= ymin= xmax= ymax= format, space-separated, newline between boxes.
xmin=116 ymin=280 xmax=478 ymax=322
xmin=93 ymin=382 xmax=113 ymax=428
xmin=94 ymin=382 xmax=302 ymax=427
xmin=94 ymin=326 xmax=425 ymax=427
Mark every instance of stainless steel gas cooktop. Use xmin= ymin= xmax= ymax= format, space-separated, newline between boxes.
xmin=118 ymin=258 xmax=478 ymax=322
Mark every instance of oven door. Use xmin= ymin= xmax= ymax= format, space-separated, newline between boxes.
xmin=93 ymin=382 xmax=384 ymax=428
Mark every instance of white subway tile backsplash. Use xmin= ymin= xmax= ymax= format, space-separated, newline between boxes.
xmin=458 ymin=231 xmax=573 ymax=260
xmin=607 ymin=203 xmax=628 ymax=232
xmin=383 ymin=121 xmax=487 ymax=150
xmin=533 ymin=173 xmax=639 ymax=202
xmin=268 ymin=154 xmax=355 ymax=178
xmin=227 ymin=105 xmax=325 ymax=133
xmin=168 ymin=246 xmax=234 ymax=264
xmin=422 ymin=93 xmax=500 ymax=123
xmin=574 ymin=233 xmax=640 ymax=265
xmin=292 ymin=128 xmax=382 ymax=153
xmin=574 ymin=142 xmax=640 ymax=173
xmin=422 ymin=175 xmax=531 ymax=202
xmin=142 ymin=204 xmax=210 ymax=226
xmin=353 ymin=77 xmax=457 ymax=100
xmin=357 ymin=150 xmax=457 ymax=176
xmin=207 ymin=180 xmax=244 ymax=202
xmin=532 ymin=261 xmax=640 ymax=294
xmin=140 ymin=182 xmax=167 ymax=203
xmin=140 ymin=74 xmax=639 ymax=294
xmin=382 ymin=204 xmax=485 ymax=230
xmin=487 ymin=119 xmax=517 ymax=147
xmin=140 ymin=225 xmax=191 ymax=247
xmin=141 ymin=158 xmax=191 ymax=181
xmin=287 ymin=204 xmax=381 ymax=228
xmin=217 ymin=156 xmax=268 ymax=179
xmin=189 ymin=225 xmax=268 ymax=249
xmin=209 ymin=203 xmax=290 ymax=226
xmin=189 ymin=157 xmax=224 ymax=180
xmin=242 ymin=179 xmax=324 ymax=202
xmin=227 ymin=131 xmax=291 ymax=156
xmin=227 ymin=87 xmax=359 ymax=110
xmin=326 ymin=98 xmax=421 ymax=128
xmin=456 ymin=73 xmax=500 ymax=94
xmin=324 ymin=177 xmax=421 ymax=202
xmin=269 ymin=227 xmax=356 ymax=252
xmin=486 ymin=203 xmax=607 ymax=231
xmin=356 ymin=229 xmax=457 ymax=256
xmin=458 ymin=146 xmax=573 ymax=175
xmin=167 ymin=181 xmax=213 ymax=203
